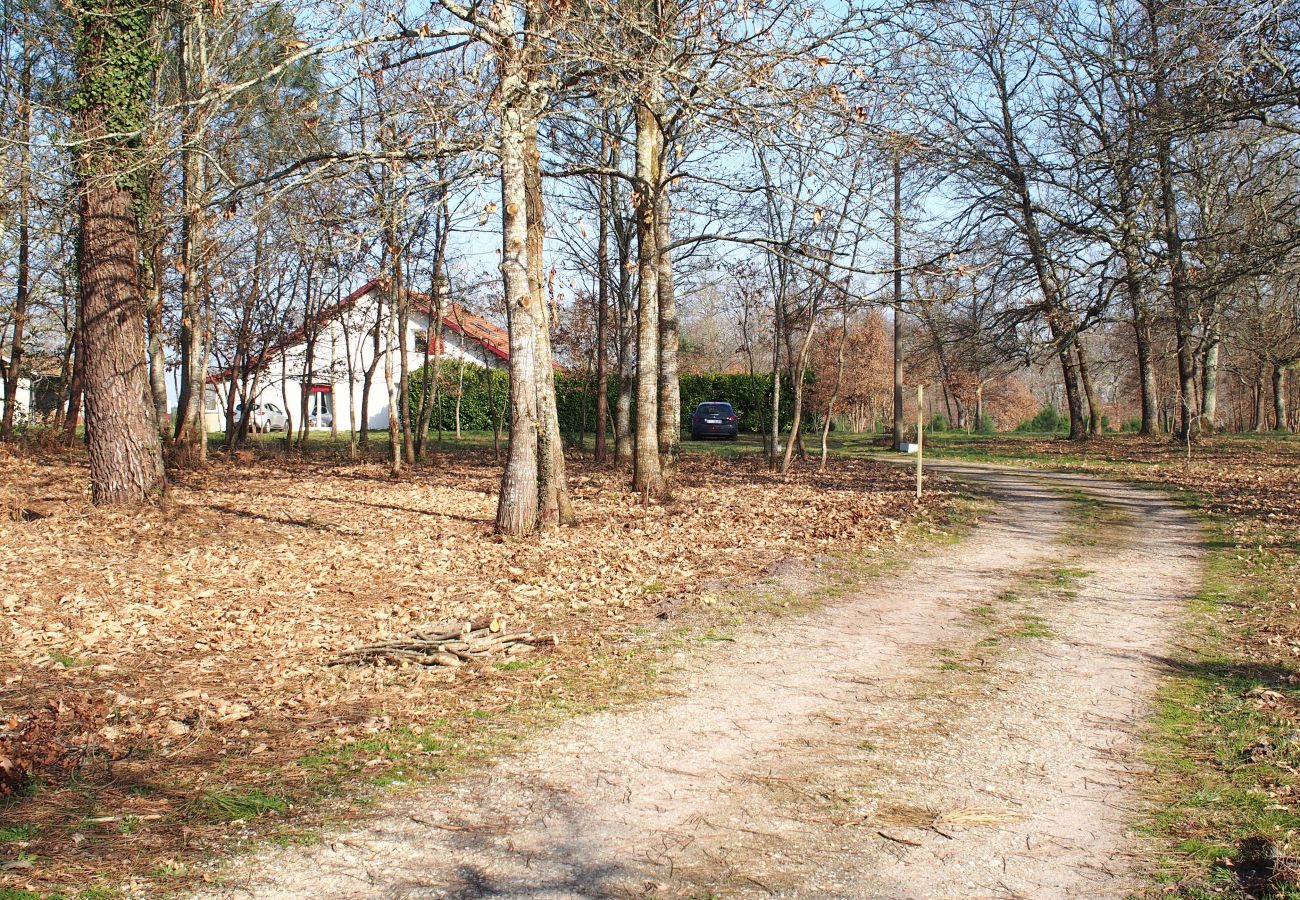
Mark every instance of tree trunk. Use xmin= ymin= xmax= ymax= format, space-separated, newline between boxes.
xmin=614 ymin=233 xmax=635 ymax=467
xmin=384 ymin=280 xmax=402 ymax=474
xmin=524 ymin=125 xmax=574 ymax=526
xmin=780 ymin=317 xmax=816 ymax=474
xmin=397 ymin=259 xmax=414 ymax=464
xmin=1 ymin=60 xmax=32 ymax=441
xmin=72 ymin=0 xmax=166 ymax=502
xmin=63 ymin=300 xmax=85 ymax=446
xmin=632 ymin=100 xmax=665 ymax=496
xmin=769 ymin=301 xmax=782 ymax=465
xmin=1076 ymin=338 xmax=1102 ymax=434
xmin=819 ymin=308 xmax=847 ymax=473
xmin=496 ymin=102 xmax=542 ymax=533
xmin=1133 ymin=308 xmax=1159 ymax=435
xmin=891 ymin=152 xmax=905 ymax=448
xmin=1275 ymin=365 xmax=1289 ymax=432
xmin=656 ymin=183 xmax=679 ymax=476
xmin=359 ymin=299 xmax=381 ymax=442
xmin=1058 ymin=338 xmax=1088 ymax=440
xmin=1153 ymin=69 xmax=1197 ymax=442
xmin=1201 ymin=321 xmax=1221 ymax=431
xmin=173 ymin=5 xmax=207 ymax=460
xmin=594 ymin=141 xmax=611 ymax=463
xmin=78 ymin=181 xmax=167 ymax=504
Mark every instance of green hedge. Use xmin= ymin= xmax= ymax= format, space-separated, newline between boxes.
xmin=409 ymin=362 xmax=802 ymax=437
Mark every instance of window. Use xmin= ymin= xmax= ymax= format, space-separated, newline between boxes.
xmin=414 ymin=330 xmax=428 ymax=354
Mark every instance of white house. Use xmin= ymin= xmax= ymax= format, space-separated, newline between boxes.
xmin=208 ymin=280 xmax=509 ymax=435
xmin=0 ymin=360 xmax=31 ymax=422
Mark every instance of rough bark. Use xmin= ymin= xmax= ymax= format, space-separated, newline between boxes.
xmin=78 ymin=182 xmax=167 ymax=504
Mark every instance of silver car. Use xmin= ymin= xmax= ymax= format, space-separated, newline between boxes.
xmin=235 ymin=402 xmax=289 ymax=432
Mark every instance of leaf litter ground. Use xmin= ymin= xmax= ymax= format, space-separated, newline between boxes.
xmin=0 ymin=445 xmax=938 ymax=894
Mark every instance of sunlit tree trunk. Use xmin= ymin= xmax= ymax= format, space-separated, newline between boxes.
xmin=632 ymin=99 xmax=665 ymax=496
xmin=73 ymin=0 xmax=166 ymax=504
xmin=496 ymin=99 xmax=542 ymax=533
xmin=656 ymin=183 xmax=679 ymax=475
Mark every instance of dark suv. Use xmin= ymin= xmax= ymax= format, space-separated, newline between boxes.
xmin=689 ymin=401 xmax=739 ymax=440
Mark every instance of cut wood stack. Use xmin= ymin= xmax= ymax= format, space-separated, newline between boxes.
xmin=329 ymin=616 xmax=553 ymax=668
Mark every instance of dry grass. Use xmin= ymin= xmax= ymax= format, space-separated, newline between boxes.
xmin=0 ymin=443 xmax=939 ymax=894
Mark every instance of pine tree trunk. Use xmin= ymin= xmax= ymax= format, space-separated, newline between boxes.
xmin=73 ymin=0 xmax=165 ymax=502
xmin=79 ymin=181 xmax=167 ymax=503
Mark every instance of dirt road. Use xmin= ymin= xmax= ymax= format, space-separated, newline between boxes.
xmin=194 ymin=464 xmax=1202 ymax=899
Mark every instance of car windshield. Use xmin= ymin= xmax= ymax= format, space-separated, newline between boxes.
xmin=697 ymin=403 xmax=732 ymax=415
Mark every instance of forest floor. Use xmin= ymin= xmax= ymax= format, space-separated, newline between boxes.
xmin=3 ymin=432 xmax=1297 ymax=899
xmin=185 ymin=461 xmax=1202 ymax=899
xmin=0 ymin=442 xmax=952 ymax=897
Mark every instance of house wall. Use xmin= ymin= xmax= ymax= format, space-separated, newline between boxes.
xmin=213 ymin=288 xmax=506 ymax=435
xmin=0 ymin=376 xmax=32 ymax=421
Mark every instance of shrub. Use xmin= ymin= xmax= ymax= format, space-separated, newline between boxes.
xmin=407 ymin=364 xmax=806 ymax=437
xmin=1017 ymin=404 xmax=1067 ymax=433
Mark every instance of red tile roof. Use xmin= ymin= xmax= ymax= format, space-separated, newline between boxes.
xmin=209 ymin=280 xmax=510 ymax=381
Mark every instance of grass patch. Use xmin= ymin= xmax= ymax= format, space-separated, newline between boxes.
xmin=199 ymin=788 xmax=288 ymax=823
xmin=0 ymin=824 xmax=36 ymax=843
xmin=1010 ymin=615 xmax=1053 ymax=640
xmin=48 ymin=649 xmax=87 ymax=669
xmin=1142 ymin=513 xmax=1300 ymax=898
xmin=492 ymin=657 xmax=543 ymax=672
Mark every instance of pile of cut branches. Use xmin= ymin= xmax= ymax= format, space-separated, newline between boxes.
xmin=330 ymin=616 xmax=555 ymax=669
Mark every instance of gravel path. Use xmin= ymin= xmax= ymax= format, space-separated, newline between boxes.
xmin=193 ymin=465 xmax=1202 ymax=899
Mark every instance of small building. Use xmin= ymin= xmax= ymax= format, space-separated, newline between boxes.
xmin=208 ymin=280 xmax=508 ymax=435
xmin=0 ymin=359 xmax=32 ymax=422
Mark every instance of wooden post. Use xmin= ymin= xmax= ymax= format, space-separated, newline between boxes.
xmin=916 ymin=383 xmax=924 ymax=499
